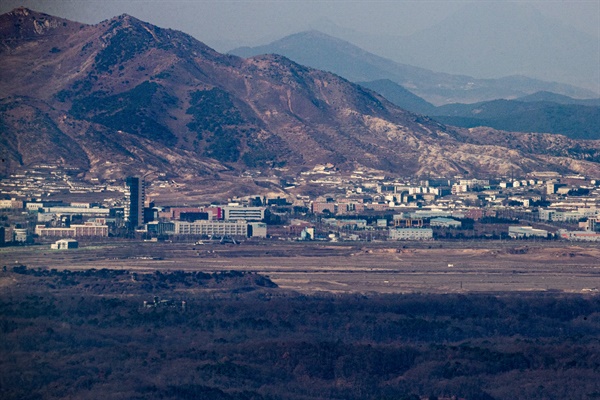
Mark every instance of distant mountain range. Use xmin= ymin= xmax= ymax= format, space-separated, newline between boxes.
xmin=358 ymin=80 xmax=600 ymax=140
xmin=356 ymin=79 xmax=438 ymax=115
xmin=231 ymin=31 xmax=599 ymax=140
xmin=516 ymin=92 xmax=600 ymax=107
xmin=306 ymin=2 xmax=600 ymax=92
xmin=2 ymin=8 xmax=600 ymax=184
xmin=229 ymin=31 xmax=596 ymax=106
xmin=433 ymin=100 xmax=600 ymax=141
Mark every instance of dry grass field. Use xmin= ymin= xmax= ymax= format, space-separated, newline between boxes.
xmin=2 ymin=240 xmax=599 ymax=294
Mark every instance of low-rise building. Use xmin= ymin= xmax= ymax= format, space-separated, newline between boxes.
xmin=336 ymin=201 xmax=365 ymax=214
xmin=556 ymin=186 xmax=571 ymax=195
xmin=459 ymin=179 xmax=490 ymax=189
xmin=430 ymin=217 xmax=462 ymax=228
xmin=13 ymin=228 xmax=29 ymax=242
xmin=223 ymin=206 xmax=265 ymax=221
xmin=323 ymin=218 xmax=368 ymax=229
xmin=25 ymin=202 xmax=45 ymax=211
xmin=558 ymin=229 xmax=600 ymax=241
xmin=3 ymin=227 xmax=13 ymax=243
xmin=508 ymin=226 xmax=549 ymax=239
xmin=452 ymin=184 xmax=469 ymax=194
xmin=170 ymin=207 xmax=222 ymax=220
xmin=393 ymin=214 xmax=424 ymax=228
xmin=35 ymin=226 xmax=75 ymax=237
xmin=248 ymin=222 xmax=267 ymax=238
xmin=35 ymin=222 xmax=109 ymax=237
xmin=539 ymin=208 xmax=595 ymax=222
xmin=146 ymin=221 xmax=175 ymax=235
xmin=300 ymin=227 xmax=315 ymax=240
xmin=389 ymin=228 xmax=433 ymax=241
xmin=74 ymin=223 xmax=109 ymax=237
xmin=51 ymin=239 xmax=79 ymax=250
xmin=43 ymin=206 xmax=110 ymax=216
xmin=311 ymin=201 xmax=337 ymax=214
xmin=172 ymin=220 xmax=248 ymax=236
xmin=579 ymin=219 xmax=596 ymax=232
xmin=0 ymin=199 xmax=23 ymax=209
xmin=547 ymin=182 xmax=565 ymax=194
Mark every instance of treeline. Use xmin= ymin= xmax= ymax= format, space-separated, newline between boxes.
xmin=1 ymin=268 xmax=599 ymax=399
xmin=5 ymin=266 xmax=277 ymax=294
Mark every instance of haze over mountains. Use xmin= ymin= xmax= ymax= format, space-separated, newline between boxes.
xmin=2 ymin=7 xmax=600 ymax=184
xmin=1 ymin=1 xmax=597 ymax=94
xmin=306 ymin=1 xmax=600 ymax=93
xmin=232 ymin=31 xmax=600 ymax=141
xmin=433 ymin=100 xmax=600 ymax=141
xmin=356 ymin=80 xmax=600 ymax=141
xmin=230 ymin=30 xmax=597 ymax=106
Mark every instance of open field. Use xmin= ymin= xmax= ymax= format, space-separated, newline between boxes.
xmin=2 ymin=240 xmax=599 ymax=294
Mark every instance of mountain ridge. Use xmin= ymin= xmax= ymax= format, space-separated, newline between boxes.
xmin=516 ymin=91 xmax=600 ymax=107
xmin=433 ymin=100 xmax=600 ymax=141
xmin=357 ymin=79 xmax=437 ymax=115
xmin=229 ymin=30 xmax=596 ymax=105
xmin=2 ymin=8 xmax=600 ymax=186
xmin=355 ymin=79 xmax=600 ymax=140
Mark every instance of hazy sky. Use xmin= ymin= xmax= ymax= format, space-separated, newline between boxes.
xmin=2 ymin=0 xmax=598 ymax=51
xmin=1 ymin=0 xmax=599 ymax=91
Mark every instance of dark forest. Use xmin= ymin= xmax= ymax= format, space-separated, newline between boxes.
xmin=1 ymin=267 xmax=599 ymax=400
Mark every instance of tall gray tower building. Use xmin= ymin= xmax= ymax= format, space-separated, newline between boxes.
xmin=125 ymin=176 xmax=145 ymax=229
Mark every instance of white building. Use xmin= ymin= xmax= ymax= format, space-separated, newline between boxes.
xmin=300 ymin=227 xmax=315 ymax=240
xmin=430 ymin=217 xmax=462 ymax=228
xmin=223 ymin=206 xmax=265 ymax=221
xmin=376 ymin=219 xmax=388 ymax=228
xmin=51 ymin=239 xmax=79 ymax=249
xmin=173 ymin=220 xmax=248 ymax=236
xmin=408 ymin=210 xmax=452 ymax=219
xmin=0 ymin=199 xmax=22 ymax=209
xmin=538 ymin=208 xmax=598 ymax=222
xmin=35 ymin=222 xmax=109 ymax=237
xmin=451 ymin=184 xmax=469 ymax=194
xmin=323 ymin=219 xmax=368 ymax=229
xmin=13 ymin=228 xmax=28 ymax=242
xmin=508 ymin=226 xmax=548 ymax=239
xmin=25 ymin=202 xmax=44 ymax=211
xmin=538 ymin=209 xmax=554 ymax=221
xmin=459 ymin=179 xmax=489 ymax=188
xmin=43 ymin=206 xmax=110 ymax=216
xmin=389 ymin=228 xmax=433 ymax=241
xmin=248 ymin=222 xmax=267 ymax=238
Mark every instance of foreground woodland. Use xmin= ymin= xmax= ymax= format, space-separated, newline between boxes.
xmin=1 ymin=267 xmax=599 ymax=400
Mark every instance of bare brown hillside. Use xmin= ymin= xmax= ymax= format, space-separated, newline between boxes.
xmin=2 ymin=7 xmax=600 ymax=181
